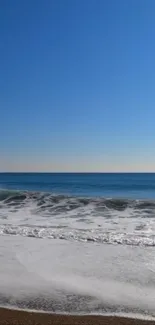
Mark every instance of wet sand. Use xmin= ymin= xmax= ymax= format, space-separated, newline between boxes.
xmin=0 ymin=308 xmax=154 ymax=325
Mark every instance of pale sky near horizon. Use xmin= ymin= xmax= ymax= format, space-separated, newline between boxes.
xmin=1 ymin=0 xmax=155 ymax=172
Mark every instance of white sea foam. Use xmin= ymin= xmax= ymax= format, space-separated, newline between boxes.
xmin=0 ymin=190 xmax=155 ymax=247
xmin=0 ymin=225 xmax=155 ymax=246
xmin=0 ymin=236 xmax=154 ymax=318
xmin=0 ymin=190 xmax=155 ymax=317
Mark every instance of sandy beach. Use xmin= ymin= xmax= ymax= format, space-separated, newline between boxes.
xmin=0 ymin=308 xmax=154 ymax=325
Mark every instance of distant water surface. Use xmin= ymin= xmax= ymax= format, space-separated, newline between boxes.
xmin=1 ymin=172 xmax=155 ymax=198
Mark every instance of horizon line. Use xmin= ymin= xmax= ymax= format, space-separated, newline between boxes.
xmin=0 ymin=171 xmax=155 ymax=174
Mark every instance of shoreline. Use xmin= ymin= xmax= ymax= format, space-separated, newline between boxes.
xmin=0 ymin=308 xmax=154 ymax=325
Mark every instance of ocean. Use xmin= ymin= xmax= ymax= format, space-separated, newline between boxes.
xmin=0 ymin=173 xmax=155 ymax=319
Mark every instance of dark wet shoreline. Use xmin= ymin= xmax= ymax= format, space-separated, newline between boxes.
xmin=0 ymin=308 xmax=154 ymax=325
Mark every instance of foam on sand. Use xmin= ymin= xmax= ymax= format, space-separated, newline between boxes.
xmin=0 ymin=236 xmax=154 ymax=318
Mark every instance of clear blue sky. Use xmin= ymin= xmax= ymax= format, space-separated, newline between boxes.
xmin=1 ymin=0 xmax=155 ymax=172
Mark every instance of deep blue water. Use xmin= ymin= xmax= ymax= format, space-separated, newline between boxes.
xmin=0 ymin=173 xmax=155 ymax=199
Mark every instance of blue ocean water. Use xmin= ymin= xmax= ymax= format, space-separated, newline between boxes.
xmin=0 ymin=172 xmax=155 ymax=199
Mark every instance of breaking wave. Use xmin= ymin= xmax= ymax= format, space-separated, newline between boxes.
xmin=1 ymin=189 xmax=155 ymax=210
xmin=0 ymin=190 xmax=155 ymax=246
